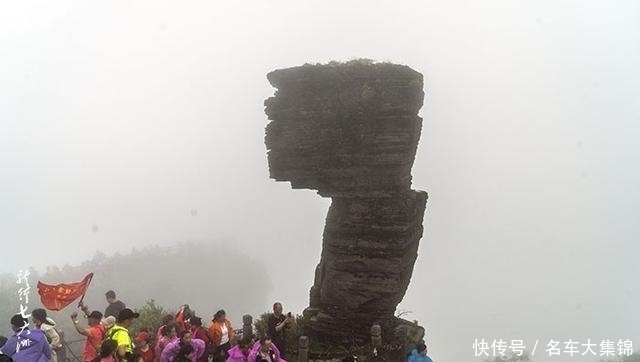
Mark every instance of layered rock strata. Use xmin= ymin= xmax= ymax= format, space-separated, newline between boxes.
xmin=264 ymin=62 xmax=427 ymax=349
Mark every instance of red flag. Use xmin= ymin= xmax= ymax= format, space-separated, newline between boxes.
xmin=37 ymin=273 xmax=94 ymax=311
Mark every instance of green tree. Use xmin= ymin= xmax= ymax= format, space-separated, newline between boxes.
xmin=131 ymin=299 xmax=167 ymax=333
xmin=254 ymin=312 xmax=268 ymax=338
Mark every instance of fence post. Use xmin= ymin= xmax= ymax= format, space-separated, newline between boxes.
xmin=298 ymin=336 xmax=309 ymax=362
xmin=371 ymin=324 xmax=382 ymax=347
xmin=243 ymin=314 xmax=253 ymax=340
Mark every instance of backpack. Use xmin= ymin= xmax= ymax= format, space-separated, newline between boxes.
xmin=94 ymin=326 xmax=122 ymax=358
xmin=102 ymin=327 xmax=133 ymax=362
xmin=104 ymin=327 xmax=122 ymax=343
xmin=42 ymin=321 xmax=63 ymax=351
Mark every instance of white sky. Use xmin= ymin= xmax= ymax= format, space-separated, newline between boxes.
xmin=1 ymin=1 xmax=639 ymax=362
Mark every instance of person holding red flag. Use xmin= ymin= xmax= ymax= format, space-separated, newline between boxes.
xmin=70 ymin=310 xmax=105 ymax=362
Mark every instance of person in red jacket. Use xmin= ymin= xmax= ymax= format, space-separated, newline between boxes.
xmin=134 ymin=331 xmax=155 ymax=362
xmin=175 ymin=305 xmax=193 ymax=334
xmin=70 ymin=310 xmax=105 ymax=362
xmin=189 ymin=317 xmax=211 ymax=362
xmin=208 ymin=310 xmax=235 ymax=362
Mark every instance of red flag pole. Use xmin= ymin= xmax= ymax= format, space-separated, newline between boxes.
xmin=38 ymin=272 xmax=96 ymax=311
xmin=77 ymin=272 xmax=94 ymax=308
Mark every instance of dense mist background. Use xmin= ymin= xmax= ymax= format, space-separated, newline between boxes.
xmin=1 ymin=1 xmax=639 ymax=362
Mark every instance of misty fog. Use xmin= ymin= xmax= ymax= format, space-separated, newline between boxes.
xmin=1 ymin=1 xmax=639 ymax=362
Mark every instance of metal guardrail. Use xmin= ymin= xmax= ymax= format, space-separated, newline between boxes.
xmin=61 ymin=338 xmax=84 ymax=362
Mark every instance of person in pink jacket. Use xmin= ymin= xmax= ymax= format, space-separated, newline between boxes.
xmin=154 ymin=315 xmax=176 ymax=353
xmin=160 ymin=331 xmax=205 ymax=362
xmin=155 ymin=322 xmax=179 ymax=362
xmin=248 ymin=337 xmax=286 ymax=362
xmin=225 ymin=339 xmax=251 ymax=362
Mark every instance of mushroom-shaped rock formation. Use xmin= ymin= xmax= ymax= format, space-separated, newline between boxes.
xmin=264 ymin=61 xmax=428 ymax=353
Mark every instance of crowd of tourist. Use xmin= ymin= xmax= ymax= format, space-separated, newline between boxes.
xmin=0 ymin=290 xmax=433 ymax=362
xmin=0 ymin=291 xmax=293 ymax=362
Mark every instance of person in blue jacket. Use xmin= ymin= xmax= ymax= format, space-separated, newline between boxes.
xmin=407 ymin=341 xmax=433 ymax=362
xmin=0 ymin=314 xmax=51 ymax=362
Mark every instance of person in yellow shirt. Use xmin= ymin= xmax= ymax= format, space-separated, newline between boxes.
xmin=109 ymin=308 xmax=139 ymax=362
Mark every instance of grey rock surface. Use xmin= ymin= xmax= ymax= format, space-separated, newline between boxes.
xmin=265 ymin=62 xmax=427 ymax=350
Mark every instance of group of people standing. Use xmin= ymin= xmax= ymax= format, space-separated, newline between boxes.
xmin=0 ymin=291 xmax=432 ymax=362
xmin=0 ymin=313 xmax=56 ymax=362
xmin=47 ymin=291 xmax=292 ymax=362
xmin=150 ymin=303 xmax=293 ymax=362
xmin=0 ymin=305 xmax=74 ymax=362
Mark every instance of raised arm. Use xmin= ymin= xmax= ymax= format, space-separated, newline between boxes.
xmin=79 ymin=301 xmax=91 ymax=318
xmin=70 ymin=312 xmax=91 ymax=337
